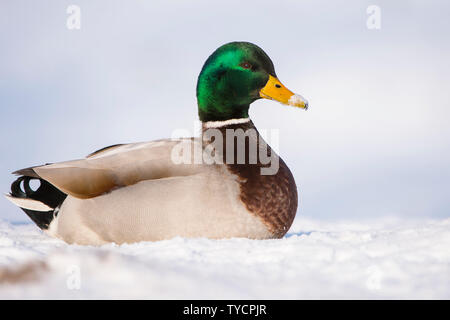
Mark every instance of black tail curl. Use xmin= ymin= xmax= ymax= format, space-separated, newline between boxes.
xmin=10 ymin=176 xmax=67 ymax=230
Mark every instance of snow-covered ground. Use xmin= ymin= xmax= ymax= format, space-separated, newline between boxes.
xmin=0 ymin=216 xmax=449 ymax=299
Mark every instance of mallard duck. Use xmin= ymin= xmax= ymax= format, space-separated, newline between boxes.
xmin=6 ymin=42 xmax=308 ymax=245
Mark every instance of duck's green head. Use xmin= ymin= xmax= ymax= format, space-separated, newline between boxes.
xmin=196 ymin=42 xmax=308 ymax=122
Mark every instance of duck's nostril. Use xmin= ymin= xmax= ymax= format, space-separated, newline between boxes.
xmin=275 ymin=84 xmax=281 ymax=88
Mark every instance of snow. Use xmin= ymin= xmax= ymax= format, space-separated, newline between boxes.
xmin=1 ymin=217 xmax=449 ymax=299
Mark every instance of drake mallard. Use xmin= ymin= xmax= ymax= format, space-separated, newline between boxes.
xmin=6 ymin=42 xmax=308 ymax=245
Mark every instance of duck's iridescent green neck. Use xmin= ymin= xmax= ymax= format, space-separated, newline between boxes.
xmin=196 ymin=47 xmax=249 ymax=121
xmin=197 ymin=74 xmax=251 ymax=122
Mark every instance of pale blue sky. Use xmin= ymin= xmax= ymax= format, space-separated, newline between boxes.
xmin=1 ymin=0 xmax=449 ymax=222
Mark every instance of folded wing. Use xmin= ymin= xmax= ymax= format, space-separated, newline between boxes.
xmin=15 ymin=138 xmax=204 ymax=199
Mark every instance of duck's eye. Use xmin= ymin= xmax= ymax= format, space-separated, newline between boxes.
xmin=240 ymin=62 xmax=252 ymax=70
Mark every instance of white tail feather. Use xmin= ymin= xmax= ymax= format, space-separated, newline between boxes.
xmin=4 ymin=194 xmax=53 ymax=212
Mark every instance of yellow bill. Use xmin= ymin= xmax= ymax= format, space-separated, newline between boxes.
xmin=260 ymin=75 xmax=308 ymax=109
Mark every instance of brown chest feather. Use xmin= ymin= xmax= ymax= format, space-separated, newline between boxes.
xmin=203 ymin=121 xmax=298 ymax=237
